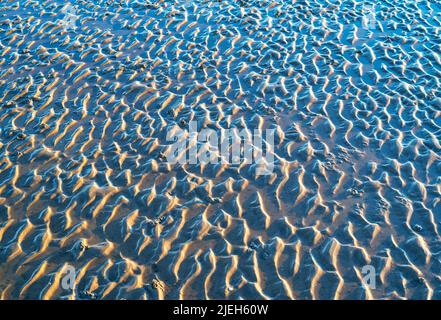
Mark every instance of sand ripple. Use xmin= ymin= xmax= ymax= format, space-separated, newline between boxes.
xmin=0 ymin=0 xmax=440 ymax=299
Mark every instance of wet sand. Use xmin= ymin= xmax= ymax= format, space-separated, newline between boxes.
xmin=0 ymin=0 xmax=440 ymax=299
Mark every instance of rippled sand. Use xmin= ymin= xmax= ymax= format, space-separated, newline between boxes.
xmin=0 ymin=0 xmax=440 ymax=300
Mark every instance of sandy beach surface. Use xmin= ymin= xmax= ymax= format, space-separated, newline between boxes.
xmin=0 ymin=0 xmax=440 ymax=299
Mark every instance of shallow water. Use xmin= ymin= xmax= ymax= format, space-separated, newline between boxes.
xmin=0 ymin=0 xmax=440 ymax=299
